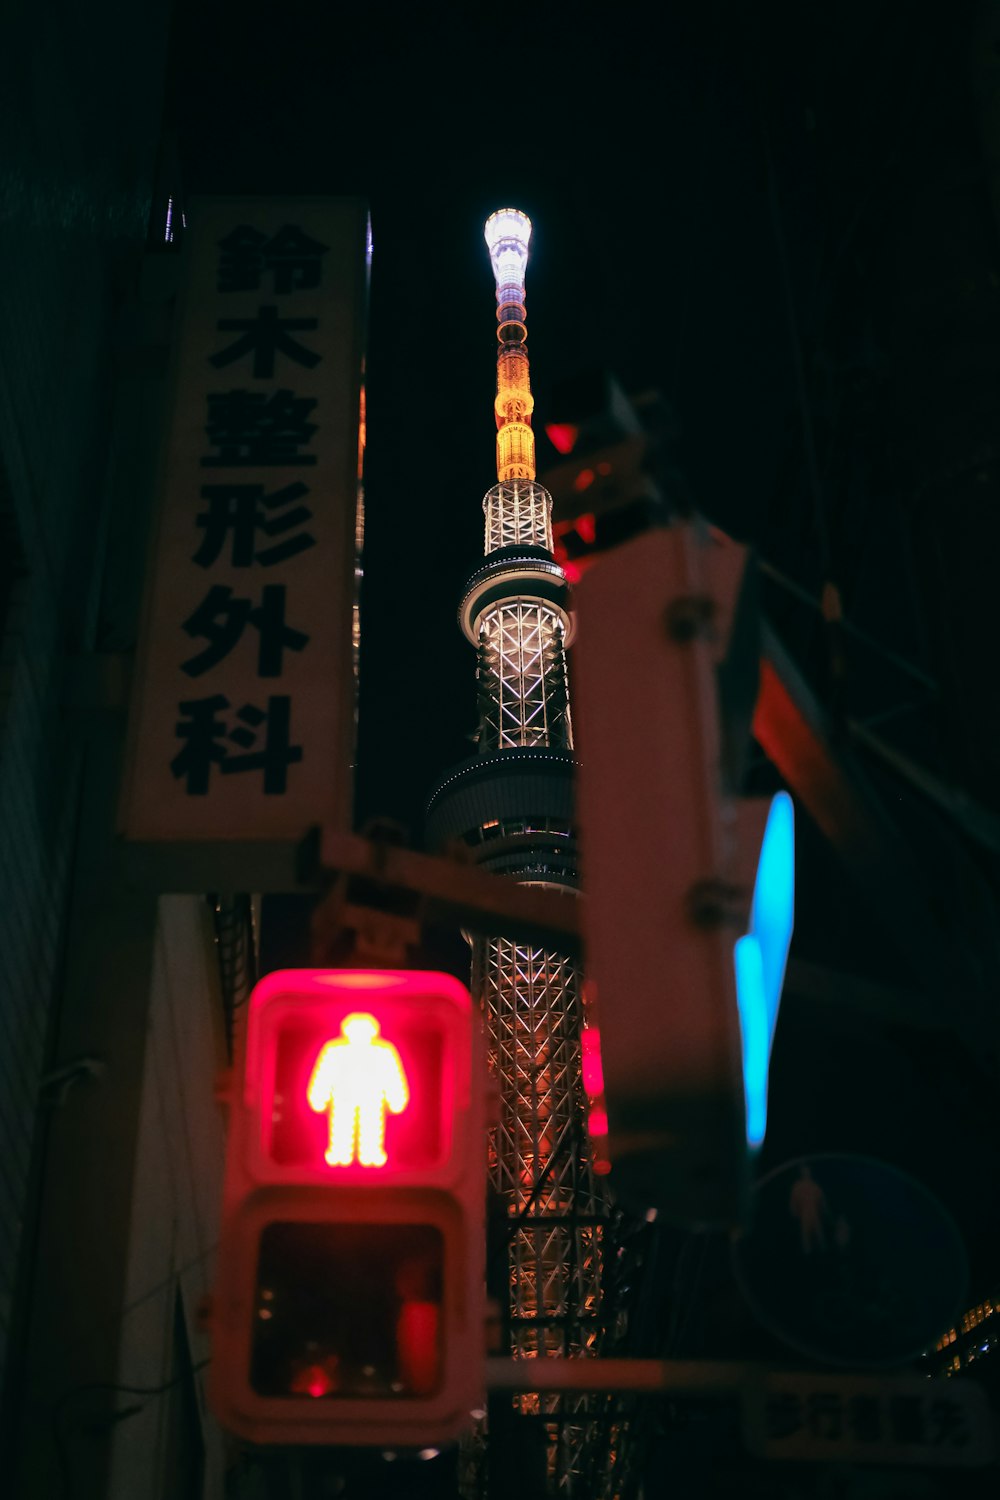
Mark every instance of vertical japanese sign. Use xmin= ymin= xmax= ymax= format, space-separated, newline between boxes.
xmin=121 ymin=198 xmax=369 ymax=888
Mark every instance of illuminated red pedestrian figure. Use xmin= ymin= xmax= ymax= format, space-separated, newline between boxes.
xmin=307 ymin=1012 xmax=409 ymax=1167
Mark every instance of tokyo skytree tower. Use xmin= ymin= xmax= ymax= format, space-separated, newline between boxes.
xmin=427 ymin=210 xmax=617 ymax=1492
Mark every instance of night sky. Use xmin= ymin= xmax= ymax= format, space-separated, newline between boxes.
xmin=168 ymin=0 xmax=807 ymax=831
xmin=169 ymin=1 xmax=1000 ymax=1291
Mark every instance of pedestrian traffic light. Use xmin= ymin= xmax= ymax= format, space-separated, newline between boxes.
xmin=208 ymin=968 xmax=486 ymax=1447
xmin=573 ymin=523 xmax=794 ymax=1228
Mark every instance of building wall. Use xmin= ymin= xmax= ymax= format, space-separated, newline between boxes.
xmin=0 ymin=559 xmax=78 ymax=1387
xmin=106 ymin=896 xmax=230 ymax=1498
xmin=0 ymin=7 xmax=236 ymax=1495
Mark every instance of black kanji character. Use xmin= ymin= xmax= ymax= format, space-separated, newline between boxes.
xmin=181 ymin=584 xmax=310 ymax=678
xmin=887 ymin=1395 xmax=925 ymax=1445
xmin=249 ymin=586 xmax=310 ymax=675
xmin=806 ymin=1392 xmax=844 ymax=1441
xmin=201 ymin=389 xmax=318 ymax=467
xmin=216 ymin=224 xmax=328 ymax=294
xmin=209 ymin=306 xmax=321 ymax=379
xmin=222 ymin=695 xmax=302 ymax=793
xmin=926 ymin=1396 xmax=970 ymax=1448
xmin=194 ymin=483 xmax=316 ymax=568
xmin=171 ymin=694 xmax=230 ymax=794
xmin=217 ymin=227 xmax=268 ymax=292
xmin=171 ymin=694 xmax=303 ymax=794
xmin=847 ymin=1395 xmax=883 ymax=1443
xmin=256 ymin=481 xmax=317 ymax=565
xmin=262 ymin=225 xmax=329 ymax=292
xmin=181 ymin=586 xmax=250 ymax=674
xmin=763 ymin=1393 xmax=802 ymax=1440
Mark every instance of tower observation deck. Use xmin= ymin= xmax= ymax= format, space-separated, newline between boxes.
xmin=427 ymin=211 xmax=621 ymax=1494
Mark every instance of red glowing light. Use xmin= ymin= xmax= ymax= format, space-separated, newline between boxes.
xmin=562 ymin=560 xmax=582 ymax=583
xmin=587 ymin=1106 xmax=609 ymax=1139
xmin=545 ymin=422 xmax=579 ymax=455
xmin=575 ymin=512 xmax=597 ymax=545
xmin=396 ymin=1300 xmax=441 ymax=1397
xmin=307 ymin=1012 xmax=409 ymax=1168
xmin=581 ymin=1027 xmax=605 ymax=1098
xmin=573 ymin=467 xmax=595 ymax=493
xmin=290 ymin=1359 xmax=340 ymax=1398
xmin=594 ymin=1157 xmax=613 ymax=1177
xmin=246 ymin=970 xmax=466 ymax=1173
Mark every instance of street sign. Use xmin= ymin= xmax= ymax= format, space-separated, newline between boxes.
xmin=743 ymin=1369 xmax=994 ymax=1467
xmin=121 ymin=197 xmax=369 ymax=890
xmin=733 ymin=1154 xmax=968 ymax=1367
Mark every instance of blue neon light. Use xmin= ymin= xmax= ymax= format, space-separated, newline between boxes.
xmin=734 ymin=791 xmax=794 ymax=1149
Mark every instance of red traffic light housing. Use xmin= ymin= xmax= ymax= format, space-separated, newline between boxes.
xmin=209 ymin=969 xmax=486 ymax=1447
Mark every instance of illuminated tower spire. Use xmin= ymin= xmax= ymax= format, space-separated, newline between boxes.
xmin=485 ymin=208 xmax=536 ymax=482
xmin=428 ymin=210 xmax=616 ymax=1494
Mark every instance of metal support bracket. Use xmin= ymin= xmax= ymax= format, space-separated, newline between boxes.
xmin=301 ymin=822 xmax=582 ymax=966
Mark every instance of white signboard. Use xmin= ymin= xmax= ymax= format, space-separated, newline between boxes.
xmin=743 ymin=1370 xmax=994 ymax=1468
xmin=121 ymin=197 xmax=369 ymax=889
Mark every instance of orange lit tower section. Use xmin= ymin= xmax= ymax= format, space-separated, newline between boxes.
xmin=427 ymin=210 xmax=613 ymax=1492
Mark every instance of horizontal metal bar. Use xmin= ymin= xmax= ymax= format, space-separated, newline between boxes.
xmin=313 ymin=827 xmax=582 ymax=953
xmin=504 ymin=1314 xmax=603 ymax=1328
xmin=501 ymin=1213 xmax=615 ymax=1226
xmin=758 ymin=558 xmax=938 ymax=691
xmin=484 ymin=1356 xmax=755 ymax=1395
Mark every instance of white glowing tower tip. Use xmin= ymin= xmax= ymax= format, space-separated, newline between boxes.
xmin=484 ymin=207 xmax=532 ymax=254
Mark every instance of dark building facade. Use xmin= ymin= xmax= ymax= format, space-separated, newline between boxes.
xmin=0 ymin=7 xmax=238 ymax=1496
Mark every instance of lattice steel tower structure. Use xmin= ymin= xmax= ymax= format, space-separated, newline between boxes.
xmin=427 ymin=210 xmax=615 ymax=1493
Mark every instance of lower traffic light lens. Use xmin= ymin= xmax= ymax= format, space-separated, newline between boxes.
xmin=251 ymin=1223 xmax=444 ymax=1399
